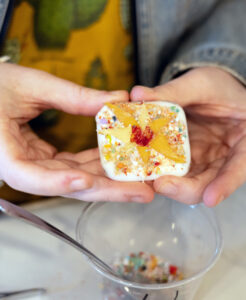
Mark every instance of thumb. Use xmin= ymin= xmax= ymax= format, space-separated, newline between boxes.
xmin=131 ymin=67 xmax=246 ymax=113
xmin=39 ymin=76 xmax=129 ymax=115
xmin=130 ymin=74 xmax=202 ymax=108
xmin=3 ymin=160 xmax=93 ymax=196
xmin=4 ymin=63 xmax=129 ymax=116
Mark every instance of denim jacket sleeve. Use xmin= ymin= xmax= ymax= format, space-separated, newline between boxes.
xmin=161 ymin=0 xmax=246 ymax=85
xmin=0 ymin=0 xmax=9 ymax=32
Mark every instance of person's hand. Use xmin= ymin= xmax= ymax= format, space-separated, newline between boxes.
xmin=130 ymin=67 xmax=246 ymax=206
xmin=0 ymin=63 xmax=154 ymax=203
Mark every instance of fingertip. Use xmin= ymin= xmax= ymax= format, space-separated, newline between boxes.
xmin=68 ymin=173 xmax=93 ymax=192
xmin=12 ymin=160 xmax=94 ymax=196
xmin=203 ymin=186 xmax=224 ymax=207
xmin=74 ymin=89 xmax=129 ymax=115
xmin=130 ymin=85 xmax=154 ymax=102
xmin=203 ymin=197 xmax=217 ymax=207
xmin=154 ymin=176 xmax=202 ymax=205
xmin=143 ymin=186 xmax=155 ymax=203
xmin=154 ymin=177 xmax=181 ymax=203
xmin=153 ymin=177 xmax=163 ymax=192
xmin=153 ymin=176 xmax=178 ymax=196
xmin=130 ymin=182 xmax=155 ymax=203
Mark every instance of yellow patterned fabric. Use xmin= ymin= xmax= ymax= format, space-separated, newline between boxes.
xmin=3 ymin=0 xmax=134 ymax=152
xmin=0 ymin=0 xmax=134 ymax=201
xmin=5 ymin=0 xmax=134 ymax=90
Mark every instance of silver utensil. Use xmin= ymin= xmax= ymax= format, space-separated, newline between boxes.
xmin=0 ymin=198 xmax=117 ymax=278
xmin=0 ymin=288 xmax=46 ymax=299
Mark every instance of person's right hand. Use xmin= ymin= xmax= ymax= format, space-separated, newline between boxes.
xmin=0 ymin=63 xmax=154 ymax=203
xmin=131 ymin=67 xmax=246 ymax=206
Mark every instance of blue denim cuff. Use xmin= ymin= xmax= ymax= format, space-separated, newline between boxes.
xmin=161 ymin=46 xmax=246 ymax=86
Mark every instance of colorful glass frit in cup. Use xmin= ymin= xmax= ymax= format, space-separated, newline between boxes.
xmin=76 ymin=196 xmax=222 ymax=300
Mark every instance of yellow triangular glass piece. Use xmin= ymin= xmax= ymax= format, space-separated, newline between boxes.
xmin=137 ymin=146 xmax=150 ymax=163
xmin=150 ymin=133 xmax=186 ymax=163
xmin=138 ymin=103 xmax=150 ymax=130
xmin=106 ymin=103 xmax=138 ymax=127
xmin=102 ymin=126 xmax=131 ymax=144
xmin=149 ymin=117 xmax=170 ymax=134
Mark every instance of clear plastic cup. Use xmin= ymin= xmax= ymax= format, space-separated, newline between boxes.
xmin=76 ymin=196 xmax=222 ymax=300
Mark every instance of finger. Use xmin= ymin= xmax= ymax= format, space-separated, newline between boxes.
xmin=43 ymin=84 xmax=129 ymax=116
xmin=131 ymin=77 xmax=209 ymax=105
xmin=153 ymin=159 xmax=223 ymax=205
xmin=34 ymin=157 xmax=105 ymax=177
xmin=77 ymin=159 xmax=105 ymax=176
xmin=32 ymin=157 xmax=154 ymax=202
xmin=130 ymin=73 xmax=203 ymax=105
xmin=51 ymin=157 xmax=105 ymax=176
xmin=64 ymin=176 xmax=155 ymax=203
xmin=55 ymin=151 xmax=103 ymax=176
xmin=203 ymin=137 xmax=246 ymax=207
xmin=131 ymin=68 xmax=246 ymax=117
xmin=130 ymin=81 xmax=203 ymax=107
xmin=130 ymin=85 xmax=158 ymax=102
xmin=3 ymin=64 xmax=129 ymax=116
xmin=130 ymin=84 xmax=240 ymax=119
xmin=2 ymin=159 xmax=93 ymax=196
xmin=55 ymin=148 xmax=99 ymax=164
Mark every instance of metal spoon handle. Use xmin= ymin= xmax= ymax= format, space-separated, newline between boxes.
xmin=0 ymin=198 xmax=115 ymax=276
xmin=0 ymin=288 xmax=46 ymax=299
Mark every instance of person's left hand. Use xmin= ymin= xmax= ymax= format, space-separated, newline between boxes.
xmin=130 ymin=67 xmax=246 ymax=206
xmin=0 ymin=63 xmax=154 ymax=203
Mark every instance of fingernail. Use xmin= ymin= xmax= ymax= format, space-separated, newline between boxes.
xmin=131 ymin=196 xmax=144 ymax=203
xmin=216 ymin=195 xmax=224 ymax=205
xmin=70 ymin=179 xmax=86 ymax=191
xmin=158 ymin=182 xmax=177 ymax=195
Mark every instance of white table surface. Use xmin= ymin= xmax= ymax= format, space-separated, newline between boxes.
xmin=0 ymin=184 xmax=245 ymax=300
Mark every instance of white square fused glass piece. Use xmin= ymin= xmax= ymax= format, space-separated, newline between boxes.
xmin=96 ymin=101 xmax=190 ymax=181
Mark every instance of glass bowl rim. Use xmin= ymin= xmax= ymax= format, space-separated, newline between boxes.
xmin=76 ymin=201 xmax=223 ymax=290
